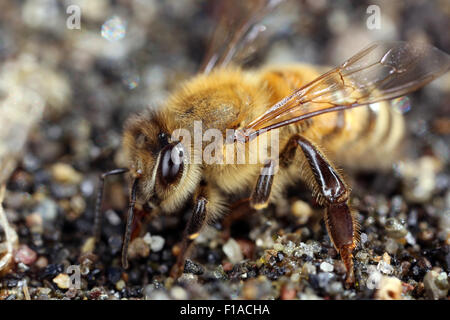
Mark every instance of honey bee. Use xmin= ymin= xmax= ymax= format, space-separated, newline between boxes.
xmin=93 ymin=0 xmax=450 ymax=286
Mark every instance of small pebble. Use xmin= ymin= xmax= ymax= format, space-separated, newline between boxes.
xmin=423 ymin=270 xmax=448 ymax=299
xmin=183 ymin=259 xmax=204 ymax=275
xmin=291 ymin=200 xmax=313 ymax=224
xmin=52 ymin=273 xmax=70 ymax=289
xmin=360 ymin=233 xmax=368 ymax=245
xmin=320 ymin=261 xmax=334 ymax=272
xmin=399 ymin=157 xmax=440 ymax=203
xmin=385 ymin=218 xmax=408 ymax=239
xmin=405 ymin=232 xmax=416 ymax=245
xmin=115 ymin=279 xmax=126 ymax=291
xmin=105 ymin=210 xmax=121 ymax=226
xmin=282 ymin=241 xmax=296 ymax=256
xmin=377 ymin=260 xmax=394 ymax=275
xmin=81 ymin=237 xmax=96 ymax=254
xmin=150 ymin=236 xmax=165 ymax=252
xmin=177 ymin=273 xmax=198 ymax=285
xmin=35 ymin=256 xmax=48 ymax=269
xmin=301 ymin=262 xmax=316 ymax=276
xmin=223 ymin=238 xmax=244 ymax=264
xmin=50 ymin=163 xmax=82 ymax=184
xmin=143 ymin=232 xmax=152 ymax=245
xmin=25 ymin=213 xmax=43 ymax=233
xmin=375 ymin=276 xmax=403 ymax=300
xmin=366 ymin=266 xmax=382 ymax=290
xmin=355 ymin=251 xmax=369 ymax=264
xmin=34 ymin=199 xmax=58 ymax=223
xmin=14 ymin=245 xmax=37 ymax=265
xmin=127 ymin=238 xmax=150 ymax=259
xmin=171 ymin=286 xmax=188 ymax=300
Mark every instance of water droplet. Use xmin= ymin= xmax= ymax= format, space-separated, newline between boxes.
xmin=101 ymin=16 xmax=127 ymax=42
xmin=122 ymin=71 xmax=140 ymax=90
xmin=392 ymin=96 xmax=411 ymax=114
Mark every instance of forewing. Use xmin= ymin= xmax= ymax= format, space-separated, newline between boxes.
xmin=200 ymin=0 xmax=285 ymax=74
xmin=243 ymin=41 xmax=450 ymax=136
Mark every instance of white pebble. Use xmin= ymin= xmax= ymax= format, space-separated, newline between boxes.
xmin=377 ymin=260 xmax=394 ymax=275
xmin=375 ymin=276 xmax=402 ymax=300
xmin=405 ymin=232 xmax=416 ymax=246
xmin=256 ymin=238 xmax=264 ymax=247
xmin=171 ymin=286 xmax=187 ymax=300
xmin=366 ymin=270 xmax=382 ymax=290
xmin=223 ymin=238 xmax=243 ymax=264
xmin=360 ymin=233 xmax=368 ymax=245
xmin=150 ymin=235 xmax=165 ymax=252
xmin=320 ymin=261 xmax=334 ymax=272
xmin=143 ymin=232 xmax=152 ymax=246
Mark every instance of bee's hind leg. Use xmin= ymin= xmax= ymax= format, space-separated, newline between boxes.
xmin=286 ymin=135 xmax=358 ymax=286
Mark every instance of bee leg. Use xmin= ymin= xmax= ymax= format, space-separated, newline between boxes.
xmin=93 ymin=168 xmax=129 ymax=244
xmin=292 ymin=135 xmax=357 ymax=286
xmin=130 ymin=203 xmax=155 ymax=242
xmin=250 ymin=159 xmax=276 ymax=210
xmin=170 ymin=187 xmax=208 ymax=279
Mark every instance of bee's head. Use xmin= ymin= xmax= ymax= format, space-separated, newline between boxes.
xmin=122 ymin=112 xmax=201 ymax=212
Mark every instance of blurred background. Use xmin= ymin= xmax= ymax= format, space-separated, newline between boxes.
xmin=0 ymin=0 xmax=448 ymax=300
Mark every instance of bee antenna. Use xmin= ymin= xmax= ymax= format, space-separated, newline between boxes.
xmin=121 ymin=178 xmax=139 ymax=270
xmin=94 ymin=168 xmax=129 ymax=243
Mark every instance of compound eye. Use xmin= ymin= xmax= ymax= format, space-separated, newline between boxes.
xmin=159 ymin=143 xmax=185 ymax=186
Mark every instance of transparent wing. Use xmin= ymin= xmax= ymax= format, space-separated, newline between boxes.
xmin=242 ymin=41 xmax=450 ymax=140
xmin=200 ymin=0 xmax=285 ymax=74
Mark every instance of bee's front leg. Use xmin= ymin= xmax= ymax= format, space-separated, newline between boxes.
xmin=287 ymin=135 xmax=358 ymax=286
xmin=170 ymin=183 xmax=209 ymax=279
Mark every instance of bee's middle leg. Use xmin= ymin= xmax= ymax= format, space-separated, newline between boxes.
xmin=249 ymin=159 xmax=277 ymax=209
xmin=284 ymin=134 xmax=358 ymax=286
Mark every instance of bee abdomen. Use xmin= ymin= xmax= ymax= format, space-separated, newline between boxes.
xmin=319 ymin=101 xmax=405 ymax=170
